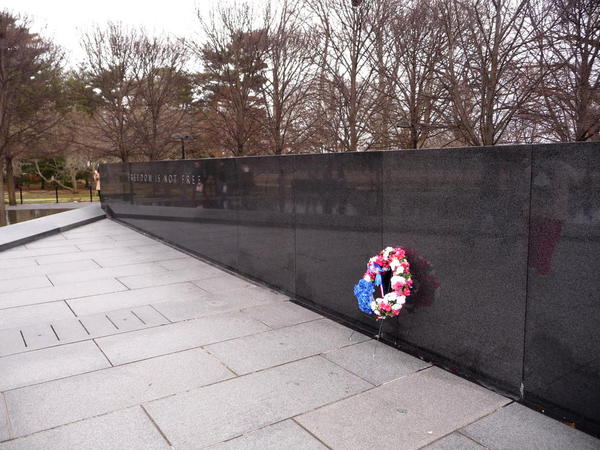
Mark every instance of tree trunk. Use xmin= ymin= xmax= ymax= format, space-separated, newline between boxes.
xmin=6 ymin=156 xmax=16 ymax=206
xmin=71 ymin=171 xmax=79 ymax=194
xmin=0 ymin=158 xmax=6 ymax=227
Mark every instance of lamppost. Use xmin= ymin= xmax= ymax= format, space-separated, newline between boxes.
xmin=172 ymin=133 xmax=193 ymax=160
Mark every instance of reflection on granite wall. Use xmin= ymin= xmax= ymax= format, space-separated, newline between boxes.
xmin=382 ymin=147 xmax=531 ymax=394
xmin=524 ymin=144 xmax=600 ymax=433
xmin=100 ymin=142 xmax=600 ymax=434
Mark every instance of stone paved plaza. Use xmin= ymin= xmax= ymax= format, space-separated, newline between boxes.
xmin=0 ymin=219 xmax=598 ymax=449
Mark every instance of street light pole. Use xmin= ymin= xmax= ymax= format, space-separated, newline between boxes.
xmin=172 ymin=133 xmax=192 ymax=160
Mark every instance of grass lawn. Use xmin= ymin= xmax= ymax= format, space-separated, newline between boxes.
xmin=3 ymin=189 xmax=100 ymax=204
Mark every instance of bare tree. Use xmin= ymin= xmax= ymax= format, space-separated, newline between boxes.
xmin=527 ymin=0 xmax=600 ymax=141
xmin=260 ymin=1 xmax=318 ymax=154
xmin=28 ymin=109 xmax=98 ymax=192
xmin=438 ymin=0 xmax=542 ymax=146
xmin=376 ymin=0 xmax=448 ymax=149
xmin=129 ymin=35 xmax=191 ymax=160
xmin=306 ymin=0 xmax=384 ymax=151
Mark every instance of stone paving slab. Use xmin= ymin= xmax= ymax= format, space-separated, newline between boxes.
xmin=150 ymin=297 xmax=245 ymax=323
xmin=80 ymin=305 xmax=169 ymax=336
xmin=0 ymin=330 xmax=23 ymax=356
xmin=0 ymin=407 xmax=169 ymax=450
xmin=0 ymin=260 xmax=100 ymax=281
xmin=0 ymin=245 xmax=81 ymax=260
xmin=118 ymin=267 xmax=225 ymax=289
xmin=0 ymin=279 xmax=127 ymax=310
xmin=96 ymin=312 xmax=270 ymax=365
xmin=144 ymin=356 xmax=372 ymax=449
xmin=461 ymin=402 xmax=600 ymax=450
xmin=128 ymin=243 xmax=179 ymax=254
xmin=109 ymin=230 xmax=156 ymax=240
xmin=295 ymin=366 xmax=510 ymax=449
xmin=58 ymin=236 xmax=126 ymax=245
xmin=0 ymin=306 xmax=172 ymax=357
xmin=243 ymin=301 xmax=323 ymax=329
xmin=323 ymin=339 xmax=431 ymax=385
xmin=152 ymin=287 xmax=286 ymax=322
xmin=209 ymin=419 xmax=327 ymax=449
xmin=0 ymin=302 xmax=74 ymax=330
xmin=0 ymin=394 xmax=9 ymax=442
xmin=0 ymin=341 xmax=110 ymax=391
xmin=153 ymin=257 xmax=205 ymax=271
xmin=205 ymin=318 xmax=369 ymax=375
xmin=60 ymin=223 xmax=133 ymax=236
xmin=50 ymin=317 xmax=90 ymax=342
xmin=74 ymin=238 xmax=157 ymax=251
xmin=24 ymin=239 xmax=77 ymax=249
xmin=68 ymin=282 xmax=207 ymax=316
xmin=22 ymin=236 xmax=69 ymax=247
xmin=92 ymin=250 xmax=186 ymax=268
xmin=197 ymin=274 xmax=257 ymax=294
xmin=20 ymin=324 xmax=57 ymax=349
xmin=48 ymin=262 xmax=168 ymax=285
xmin=34 ymin=248 xmax=143 ymax=265
xmin=4 ymin=347 xmax=233 ymax=438
xmin=100 ymin=308 xmax=149 ymax=332
xmin=192 ymin=281 xmax=289 ymax=304
xmin=423 ymin=432 xmax=485 ymax=449
xmin=0 ymin=276 xmax=52 ymax=294
xmin=0 ymin=258 xmax=37 ymax=270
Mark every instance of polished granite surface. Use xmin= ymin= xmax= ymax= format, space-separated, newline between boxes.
xmin=100 ymin=142 xmax=600 ymax=433
xmin=524 ymin=144 xmax=600 ymax=428
xmin=382 ymin=146 xmax=531 ymax=392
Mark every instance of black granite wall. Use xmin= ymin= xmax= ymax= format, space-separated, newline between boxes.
xmin=100 ymin=142 xmax=600 ymax=434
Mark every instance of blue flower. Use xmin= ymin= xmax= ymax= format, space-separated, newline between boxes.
xmin=354 ymin=279 xmax=374 ymax=315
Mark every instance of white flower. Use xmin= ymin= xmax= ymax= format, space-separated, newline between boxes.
xmin=391 ymin=276 xmax=406 ymax=286
xmin=396 ymin=295 xmax=406 ymax=305
xmin=363 ymin=274 xmax=371 ymax=281
xmin=370 ymin=301 xmax=377 ymax=311
xmin=390 ymin=259 xmax=401 ymax=270
xmin=392 ymin=303 xmax=402 ymax=310
xmin=383 ymin=292 xmax=397 ymax=302
xmin=374 ymin=309 xmax=381 ymax=315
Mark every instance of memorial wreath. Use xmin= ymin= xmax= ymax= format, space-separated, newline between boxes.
xmin=354 ymin=247 xmax=413 ymax=320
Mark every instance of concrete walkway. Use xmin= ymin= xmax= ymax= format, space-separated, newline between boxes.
xmin=0 ymin=219 xmax=597 ymax=449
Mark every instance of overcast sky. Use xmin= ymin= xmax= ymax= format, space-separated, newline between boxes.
xmin=2 ymin=0 xmax=257 ymax=67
